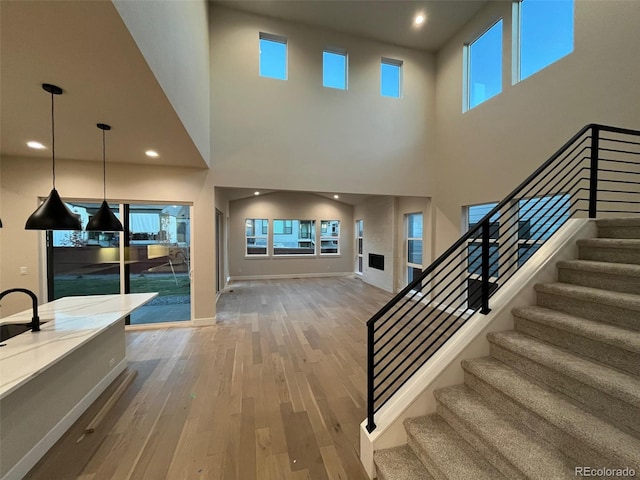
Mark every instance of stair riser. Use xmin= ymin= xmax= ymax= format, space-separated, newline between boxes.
xmin=514 ymin=316 xmax=640 ymax=377
xmin=405 ymin=433 xmax=448 ymax=480
xmin=558 ymin=268 xmax=640 ymax=295
xmin=462 ymin=370 xmax=620 ymax=470
xmin=536 ymin=291 xmax=640 ymax=331
xmin=489 ymin=342 xmax=640 ymax=437
xmin=433 ymin=403 xmax=527 ymax=480
xmin=579 ymin=246 xmax=640 ymax=265
xmin=597 ymin=226 xmax=640 ymax=239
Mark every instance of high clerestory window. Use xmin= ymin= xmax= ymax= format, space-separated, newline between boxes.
xmin=514 ymin=0 xmax=574 ymax=82
xmin=381 ymin=57 xmax=403 ymax=98
xmin=464 ymin=20 xmax=503 ymax=111
xmin=323 ymin=48 xmax=348 ymax=90
xmin=259 ymin=32 xmax=287 ymax=80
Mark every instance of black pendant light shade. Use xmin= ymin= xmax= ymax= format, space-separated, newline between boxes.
xmin=85 ymin=123 xmax=123 ymax=232
xmin=25 ymin=84 xmax=82 ymax=231
xmin=25 ymin=188 xmax=82 ymax=230
xmin=86 ymin=200 xmax=123 ymax=232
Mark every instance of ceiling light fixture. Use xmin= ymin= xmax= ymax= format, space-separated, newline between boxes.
xmin=86 ymin=124 xmax=123 ymax=232
xmin=254 ymin=191 xmax=260 ymax=196
xmin=414 ymin=14 xmax=425 ymax=25
xmin=25 ymin=84 xmax=82 ymax=231
xmin=27 ymin=141 xmax=46 ymax=150
xmin=333 ymin=194 xmax=339 ymax=199
xmin=145 ymin=150 xmax=159 ymax=158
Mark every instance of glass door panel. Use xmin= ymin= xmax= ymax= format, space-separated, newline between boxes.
xmin=48 ymin=202 xmax=121 ymax=300
xmin=128 ymin=204 xmax=191 ymax=324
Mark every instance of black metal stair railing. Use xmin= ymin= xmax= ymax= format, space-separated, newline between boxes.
xmin=366 ymin=124 xmax=640 ymax=433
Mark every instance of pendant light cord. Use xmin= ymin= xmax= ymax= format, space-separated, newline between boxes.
xmin=50 ymin=90 xmax=56 ymax=189
xmin=102 ymin=128 xmax=107 ymax=200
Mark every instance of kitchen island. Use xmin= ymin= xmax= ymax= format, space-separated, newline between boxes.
xmin=0 ymin=293 xmax=157 ymax=480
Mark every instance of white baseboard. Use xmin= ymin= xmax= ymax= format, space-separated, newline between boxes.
xmin=193 ymin=316 xmax=216 ymax=326
xmin=2 ymin=359 xmax=127 ymax=480
xmin=230 ymin=272 xmax=354 ymax=281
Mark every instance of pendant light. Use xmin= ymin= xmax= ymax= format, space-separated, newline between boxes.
xmin=85 ymin=124 xmax=123 ymax=232
xmin=25 ymin=84 xmax=82 ymax=231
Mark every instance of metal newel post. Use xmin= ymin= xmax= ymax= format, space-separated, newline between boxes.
xmin=366 ymin=321 xmax=376 ymax=433
xmin=589 ymin=125 xmax=600 ymax=218
xmin=480 ymin=219 xmax=492 ymax=314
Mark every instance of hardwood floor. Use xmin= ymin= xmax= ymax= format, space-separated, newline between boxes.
xmin=25 ymin=276 xmax=394 ymax=480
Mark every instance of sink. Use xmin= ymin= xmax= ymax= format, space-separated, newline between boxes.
xmin=0 ymin=323 xmax=32 ymax=342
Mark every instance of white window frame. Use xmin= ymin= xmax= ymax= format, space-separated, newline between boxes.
xmin=381 ymin=57 xmax=403 ymax=98
xmin=405 ymin=213 xmax=423 ymax=286
xmin=323 ymin=47 xmax=348 ymax=90
xmin=512 ymin=0 xmax=574 ymax=84
xmin=245 ymin=218 xmax=269 ymax=257
xmin=462 ymin=19 xmax=503 ymax=112
xmin=320 ymin=220 xmax=340 ymax=255
xmin=355 ymin=219 xmax=363 ymax=274
xmin=273 ymin=219 xmax=316 ymax=256
xmin=259 ymin=32 xmax=288 ymax=80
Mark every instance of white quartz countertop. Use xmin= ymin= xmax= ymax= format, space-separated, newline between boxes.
xmin=0 ymin=293 xmax=157 ymax=399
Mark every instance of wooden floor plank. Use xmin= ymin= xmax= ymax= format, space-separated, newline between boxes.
xmin=24 ymin=276 xmax=394 ymax=480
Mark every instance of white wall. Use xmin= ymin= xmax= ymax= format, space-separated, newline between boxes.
xmin=113 ymin=0 xmax=211 ymax=166
xmin=433 ymin=0 xmax=640 ymax=254
xmin=228 ymin=191 xmax=354 ymax=278
xmin=209 ymin=6 xmax=436 ymax=197
xmin=0 ymin=155 xmax=216 ymax=323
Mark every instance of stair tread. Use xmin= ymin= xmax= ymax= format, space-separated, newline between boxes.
xmin=432 ymin=385 xmax=575 ymax=479
xmin=405 ymin=415 xmax=505 ymax=480
xmin=512 ymin=305 xmax=640 ymax=353
xmin=461 ymin=357 xmax=640 ymax=466
xmin=556 ymin=259 xmax=640 ymax=276
xmin=374 ymin=445 xmax=433 ymax=480
xmin=577 ymin=238 xmax=640 ymax=249
xmin=535 ymin=282 xmax=640 ymax=311
xmin=488 ymin=329 xmax=640 ymax=407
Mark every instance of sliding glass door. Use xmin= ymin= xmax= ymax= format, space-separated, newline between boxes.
xmin=127 ymin=204 xmax=191 ymax=324
xmin=47 ymin=202 xmax=121 ymax=300
xmin=47 ymin=201 xmax=191 ymax=325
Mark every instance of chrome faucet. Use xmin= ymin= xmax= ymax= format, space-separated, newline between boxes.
xmin=0 ymin=288 xmax=40 ymax=332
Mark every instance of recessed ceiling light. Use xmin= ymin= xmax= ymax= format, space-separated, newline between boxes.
xmin=414 ymin=14 xmax=425 ymax=25
xmin=27 ymin=141 xmax=46 ymax=149
xmin=145 ymin=150 xmax=159 ymax=158
xmin=254 ymin=191 xmax=260 ymax=196
xmin=333 ymin=194 xmax=339 ymax=199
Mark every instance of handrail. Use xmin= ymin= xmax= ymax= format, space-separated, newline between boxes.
xmin=366 ymin=123 xmax=640 ymax=432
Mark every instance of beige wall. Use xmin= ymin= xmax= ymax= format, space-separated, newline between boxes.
xmin=0 ymin=156 xmax=215 ymax=321
xmin=353 ymin=195 xmax=431 ymax=294
xmin=433 ymin=0 xmax=640 ymax=255
xmin=209 ymin=6 xmax=436 ymax=197
xmin=228 ymin=191 xmax=354 ymax=278
xmin=354 ymin=196 xmax=396 ymax=293
xmin=113 ymin=0 xmax=211 ymax=166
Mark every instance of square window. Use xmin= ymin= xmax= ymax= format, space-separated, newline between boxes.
xmin=381 ymin=58 xmax=402 ymax=98
xmin=273 ymin=220 xmax=316 ymax=255
xmin=323 ymin=49 xmax=347 ymax=90
xmin=517 ymin=0 xmax=574 ymax=81
xmin=465 ymin=20 xmax=503 ymax=110
xmin=259 ymin=33 xmax=287 ymax=80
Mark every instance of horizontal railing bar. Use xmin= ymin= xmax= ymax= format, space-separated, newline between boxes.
xmin=598 ymin=147 xmax=640 ymax=156
xmin=597 ymin=124 xmax=640 ymax=136
xmin=598 ymin=158 xmax=640 ymax=166
xmin=599 ymin=136 xmax=640 ymax=147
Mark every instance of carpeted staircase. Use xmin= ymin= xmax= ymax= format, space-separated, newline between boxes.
xmin=373 ymin=218 xmax=640 ymax=479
